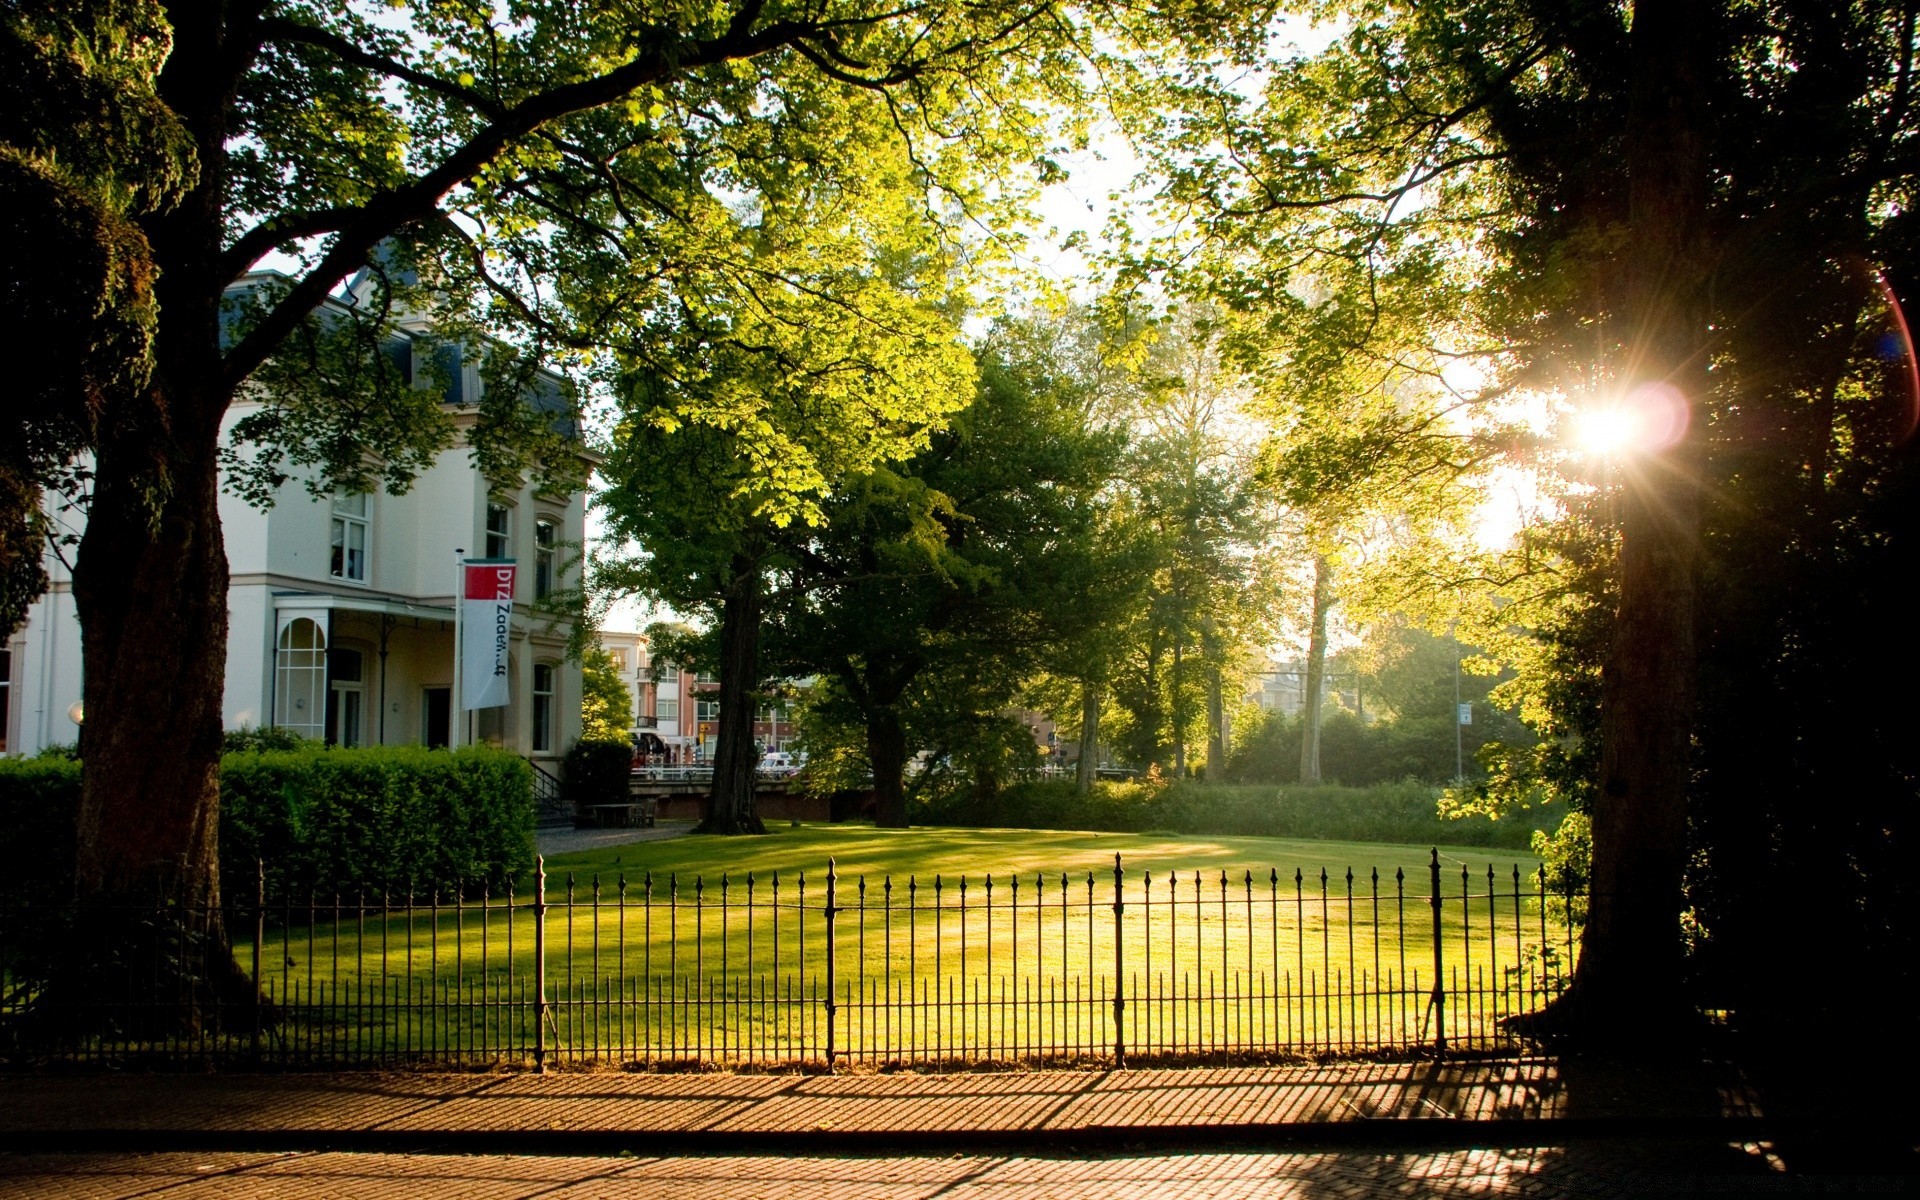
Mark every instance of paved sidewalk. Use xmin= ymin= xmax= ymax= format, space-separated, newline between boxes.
xmin=535 ymin=819 xmax=696 ymax=857
xmin=0 ymin=1058 xmax=1763 ymax=1154
xmin=0 ymin=1140 xmax=1817 ymax=1200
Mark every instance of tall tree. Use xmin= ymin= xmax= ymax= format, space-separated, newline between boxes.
xmin=11 ymin=0 xmax=1150 ymax=1008
xmin=1136 ymin=0 xmax=1920 ymax=1043
xmin=780 ymin=319 xmax=1125 ymax=823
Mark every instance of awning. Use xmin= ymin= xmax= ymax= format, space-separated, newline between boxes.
xmin=273 ymin=591 xmax=455 ymax=624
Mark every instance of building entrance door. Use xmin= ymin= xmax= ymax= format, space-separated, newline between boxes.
xmin=423 ymin=687 xmax=450 ymax=749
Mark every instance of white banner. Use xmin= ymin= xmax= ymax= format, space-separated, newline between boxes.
xmin=461 ymin=560 xmax=515 ymax=710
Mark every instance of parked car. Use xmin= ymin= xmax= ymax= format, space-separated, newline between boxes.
xmin=759 ymin=750 xmax=802 ymax=777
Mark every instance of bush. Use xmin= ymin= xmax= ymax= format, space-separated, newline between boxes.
xmin=917 ymin=778 xmax=1556 ymax=850
xmin=0 ymin=746 xmax=533 ymax=903
xmin=222 ymin=745 xmax=534 ymax=898
xmin=563 ymin=738 xmax=633 ymax=812
xmin=0 ymin=756 xmax=81 ymax=903
xmin=222 ymin=725 xmax=318 ymax=753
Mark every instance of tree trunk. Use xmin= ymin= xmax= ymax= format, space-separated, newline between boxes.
xmin=1205 ymin=665 xmax=1227 ymax=778
xmin=1539 ymin=0 xmax=1711 ymax=1045
xmin=1171 ymin=639 xmax=1187 ymax=777
xmin=701 ymin=554 xmax=766 ymax=834
xmin=1074 ymin=681 xmax=1100 ymax=795
xmin=867 ymin=706 xmax=909 ymax=828
xmin=66 ymin=367 xmax=259 ymax=1029
xmin=1299 ymin=554 xmax=1332 ymax=785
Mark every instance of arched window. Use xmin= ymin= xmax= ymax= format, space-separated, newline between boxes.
xmin=274 ymin=618 xmax=327 ymax=740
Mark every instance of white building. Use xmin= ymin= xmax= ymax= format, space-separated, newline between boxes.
xmin=5 ymin=274 xmax=587 ymax=771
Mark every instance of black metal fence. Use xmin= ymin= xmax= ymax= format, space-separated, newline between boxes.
xmin=0 ymin=851 xmax=1581 ymax=1067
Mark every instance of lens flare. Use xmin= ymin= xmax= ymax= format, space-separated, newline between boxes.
xmin=1873 ymin=269 xmax=1920 ymax=439
xmin=1575 ymin=383 xmax=1690 ymax=456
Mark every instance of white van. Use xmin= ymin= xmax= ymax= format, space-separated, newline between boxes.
xmin=759 ymin=750 xmax=800 ymax=777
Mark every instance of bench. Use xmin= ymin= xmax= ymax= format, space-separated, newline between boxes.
xmin=591 ymin=799 xmax=656 ymax=828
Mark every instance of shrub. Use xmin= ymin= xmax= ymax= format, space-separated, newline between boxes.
xmin=222 ymin=725 xmax=318 ymax=753
xmin=563 ymin=738 xmax=633 ymax=813
xmin=222 ymin=745 xmax=534 ymax=898
xmin=0 ymin=747 xmax=534 ymax=903
xmin=0 ymin=757 xmax=81 ymax=903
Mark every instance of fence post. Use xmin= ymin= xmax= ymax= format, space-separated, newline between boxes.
xmin=1428 ymin=847 xmax=1446 ymax=1054
xmin=252 ymin=858 xmax=264 ymax=1064
xmin=534 ymin=854 xmax=549 ymax=1073
xmin=1112 ymin=853 xmax=1126 ymax=1067
xmin=824 ymin=858 xmax=838 ymax=1067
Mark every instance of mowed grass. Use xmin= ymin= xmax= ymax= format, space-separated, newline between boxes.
xmin=245 ymin=825 xmax=1571 ymax=1059
xmin=536 ymin=822 xmax=1535 ymax=888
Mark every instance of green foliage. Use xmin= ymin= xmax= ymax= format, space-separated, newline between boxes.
xmin=219 ymin=746 xmax=534 ymax=899
xmin=221 ymin=725 xmax=318 ymax=754
xmin=0 ymin=747 xmax=534 ymax=901
xmin=0 ymin=0 xmax=196 ymax=637
xmin=579 ymin=648 xmax=632 ymax=742
xmin=916 ymin=778 xmax=1554 ymax=850
xmin=0 ymin=756 xmax=82 ymax=902
xmin=562 ymin=738 xmax=634 ymax=811
xmin=774 ymin=312 xmax=1132 ymax=814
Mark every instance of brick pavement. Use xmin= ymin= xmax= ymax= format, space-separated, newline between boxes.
xmin=0 ymin=1141 xmax=1832 ymax=1199
xmin=0 ymin=1057 xmax=1764 ymax=1149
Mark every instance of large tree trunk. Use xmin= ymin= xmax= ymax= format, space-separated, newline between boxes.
xmin=56 ymin=11 xmax=261 ymax=1028
xmin=67 ymin=371 xmax=258 ymax=1028
xmin=1299 ymin=554 xmax=1332 ymax=785
xmin=702 ymin=554 xmax=766 ymax=834
xmin=1074 ymin=681 xmax=1100 ymax=795
xmin=1546 ymin=0 xmax=1711 ymax=1045
xmin=867 ymin=706 xmax=909 ymax=828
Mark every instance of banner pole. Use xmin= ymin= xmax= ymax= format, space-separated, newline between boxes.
xmin=451 ymin=548 xmax=465 ymax=750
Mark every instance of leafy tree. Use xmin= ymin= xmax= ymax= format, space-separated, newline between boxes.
xmin=579 ymin=647 xmax=632 ymax=742
xmin=9 ymin=0 xmax=1197 ymax=1018
xmin=0 ymin=0 xmax=194 ymax=638
xmin=1136 ymin=0 xmax=1920 ymax=1044
xmin=778 ymin=319 xmax=1126 ymax=824
xmin=1101 ymin=316 xmax=1278 ymax=778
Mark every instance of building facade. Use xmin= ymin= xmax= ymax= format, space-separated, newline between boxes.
xmin=6 ymin=281 xmax=587 ymax=768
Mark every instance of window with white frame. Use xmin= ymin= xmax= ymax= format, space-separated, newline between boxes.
xmin=485 ymin=502 xmax=511 ymax=560
xmin=695 ymin=698 xmax=719 ymax=723
xmin=533 ymin=518 xmax=557 ymax=599
xmin=330 ymin=492 xmax=369 ymax=582
xmin=274 ymin=618 xmax=327 ymax=740
xmin=656 ymin=694 xmax=679 ymax=723
xmin=531 ymin=662 xmax=556 ymax=753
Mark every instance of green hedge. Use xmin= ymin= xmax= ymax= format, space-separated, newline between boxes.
xmin=0 ymin=756 xmax=82 ymax=903
xmin=917 ymin=778 xmax=1556 ymax=850
xmin=223 ymin=745 xmax=534 ymax=897
xmin=563 ymin=738 xmax=633 ymax=811
xmin=0 ymin=746 xmax=533 ymax=902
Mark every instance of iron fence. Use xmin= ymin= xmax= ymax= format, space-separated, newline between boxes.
xmin=0 ymin=850 xmax=1581 ymax=1067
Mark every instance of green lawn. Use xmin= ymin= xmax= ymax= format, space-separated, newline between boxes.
xmin=245 ymin=825 xmax=1571 ymax=1062
xmin=537 ymin=822 xmax=1539 ymax=888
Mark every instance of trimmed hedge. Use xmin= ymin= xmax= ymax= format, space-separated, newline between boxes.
xmin=223 ymin=745 xmax=534 ymax=897
xmin=0 ymin=746 xmax=534 ymax=902
xmin=563 ymin=738 xmax=633 ymax=812
xmin=917 ymin=778 xmax=1556 ymax=850
xmin=0 ymin=756 xmax=82 ymax=902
